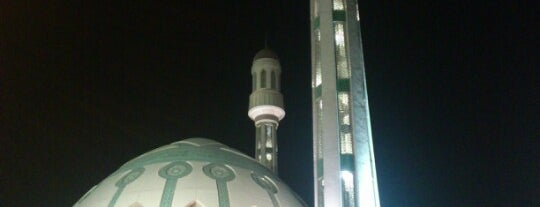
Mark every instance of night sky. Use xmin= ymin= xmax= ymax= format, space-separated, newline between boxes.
xmin=1 ymin=1 xmax=537 ymax=206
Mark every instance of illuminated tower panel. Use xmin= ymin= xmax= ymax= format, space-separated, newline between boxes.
xmin=311 ymin=0 xmax=380 ymax=206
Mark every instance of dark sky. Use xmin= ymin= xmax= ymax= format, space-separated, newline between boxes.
xmin=1 ymin=1 xmax=537 ymax=206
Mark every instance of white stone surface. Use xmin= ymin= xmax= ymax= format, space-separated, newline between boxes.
xmin=74 ymin=138 xmax=305 ymax=207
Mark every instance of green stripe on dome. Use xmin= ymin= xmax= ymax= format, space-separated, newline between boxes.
xmin=113 ymin=143 xmax=280 ymax=183
xmin=158 ymin=161 xmax=192 ymax=207
xmin=251 ymin=173 xmax=279 ymax=207
xmin=108 ymin=168 xmax=145 ymax=207
xmin=203 ymin=163 xmax=236 ymax=207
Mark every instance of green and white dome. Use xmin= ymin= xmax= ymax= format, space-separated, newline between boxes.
xmin=74 ymin=138 xmax=306 ymax=207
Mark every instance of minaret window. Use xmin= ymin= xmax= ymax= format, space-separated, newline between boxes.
xmin=253 ymin=74 xmax=256 ymax=91
xmin=261 ymin=70 xmax=267 ymax=88
xmin=277 ymin=74 xmax=280 ymax=90
xmin=271 ymin=71 xmax=276 ymax=89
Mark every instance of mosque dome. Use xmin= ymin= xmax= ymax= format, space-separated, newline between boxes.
xmin=253 ymin=48 xmax=279 ymax=61
xmin=74 ymin=138 xmax=306 ymax=207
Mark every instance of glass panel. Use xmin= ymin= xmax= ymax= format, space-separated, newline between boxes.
xmin=338 ymin=91 xmax=355 ymax=205
xmin=334 ymin=23 xmax=350 ymax=79
xmin=338 ymin=92 xmax=350 ymax=111
xmin=341 ymin=171 xmax=355 ymax=207
xmin=338 ymin=93 xmax=353 ymax=152
xmin=340 ymin=133 xmax=353 ymax=154
xmin=333 ymin=0 xmax=345 ymax=11
xmin=343 ymin=113 xmax=350 ymax=125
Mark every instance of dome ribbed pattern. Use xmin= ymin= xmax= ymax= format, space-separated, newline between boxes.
xmin=253 ymin=49 xmax=279 ymax=60
xmin=74 ymin=138 xmax=306 ymax=207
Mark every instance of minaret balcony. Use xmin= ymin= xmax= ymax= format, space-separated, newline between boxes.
xmin=249 ymin=89 xmax=284 ymax=109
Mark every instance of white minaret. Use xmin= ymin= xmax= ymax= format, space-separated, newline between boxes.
xmin=248 ymin=48 xmax=285 ymax=174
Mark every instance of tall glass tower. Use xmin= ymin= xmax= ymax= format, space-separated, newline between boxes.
xmin=310 ymin=0 xmax=380 ymax=206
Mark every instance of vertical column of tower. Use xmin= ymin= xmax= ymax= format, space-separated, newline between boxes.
xmin=311 ymin=0 xmax=380 ymax=206
xmin=248 ymin=49 xmax=285 ymax=174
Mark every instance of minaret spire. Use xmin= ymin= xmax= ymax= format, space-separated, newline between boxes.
xmin=248 ymin=48 xmax=284 ymax=174
xmin=264 ymin=32 xmax=268 ymax=49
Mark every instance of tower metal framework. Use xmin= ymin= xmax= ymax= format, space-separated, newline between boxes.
xmin=310 ymin=0 xmax=380 ymax=206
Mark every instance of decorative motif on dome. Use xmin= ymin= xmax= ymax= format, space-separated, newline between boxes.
xmin=109 ymin=168 xmax=145 ymax=207
xmin=203 ymin=163 xmax=235 ymax=181
xmin=116 ymin=139 xmax=278 ymax=183
xmin=251 ymin=173 xmax=278 ymax=193
xmin=203 ymin=163 xmax=235 ymax=207
xmin=252 ymin=172 xmax=280 ymax=207
xmin=116 ymin=168 xmax=145 ymax=187
xmin=75 ymin=139 xmax=307 ymax=207
xmin=159 ymin=161 xmax=192 ymax=179
xmin=159 ymin=161 xmax=193 ymax=207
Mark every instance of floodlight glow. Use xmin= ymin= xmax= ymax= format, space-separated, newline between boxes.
xmin=333 ymin=0 xmax=345 ymax=10
xmin=341 ymin=170 xmax=355 ymax=205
